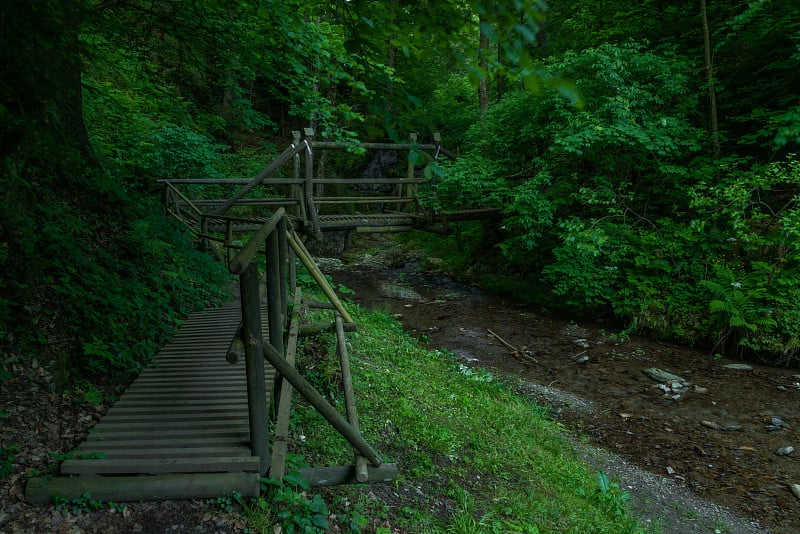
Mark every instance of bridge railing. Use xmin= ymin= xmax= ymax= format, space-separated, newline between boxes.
xmin=160 ymin=129 xmax=452 ymax=238
xmin=225 ymin=208 xmax=394 ymax=483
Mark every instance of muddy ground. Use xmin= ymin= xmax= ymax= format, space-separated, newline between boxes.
xmin=332 ymin=241 xmax=800 ymax=534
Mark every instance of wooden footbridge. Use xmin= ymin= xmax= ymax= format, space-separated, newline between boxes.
xmin=26 ymin=132 xmax=496 ymax=503
xmin=160 ymin=129 xmax=500 ymax=243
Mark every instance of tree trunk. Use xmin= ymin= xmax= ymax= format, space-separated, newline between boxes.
xmin=478 ymin=15 xmax=490 ymax=115
xmin=700 ymin=0 xmax=720 ymax=159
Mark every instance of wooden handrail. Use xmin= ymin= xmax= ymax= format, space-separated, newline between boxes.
xmin=228 ymin=207 xmax=286 ymax=275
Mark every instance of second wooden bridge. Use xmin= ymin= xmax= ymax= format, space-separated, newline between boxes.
xmin=161 ymin=130 xmax=501 ymax=246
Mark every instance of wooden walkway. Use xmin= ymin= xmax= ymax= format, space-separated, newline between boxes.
xmin=27 ymin=302 xmax=275 ymax=502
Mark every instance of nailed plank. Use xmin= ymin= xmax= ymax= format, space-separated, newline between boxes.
xmin=26 ymin=473 xmax=261 ymax=503
xmin=71 ymin=446 xmax=251 ymax=459
xmin=61 ymin=456 xmax=260 ymax=475
xmin=76 ymin=437 xmax=250 ymax=450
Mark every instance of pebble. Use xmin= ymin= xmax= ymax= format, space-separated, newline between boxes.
xmin=791 ymin=484 xmax=800 ymax=500
xmin=771 ymin=416 xmax=790 ymax=429
xmin=777 ymin=446 xmax=795 ymax=456
xmin=573 ymin=338 xmax=590 ymax=349
xmin=694 ymin=385 xmax=708 ymax=394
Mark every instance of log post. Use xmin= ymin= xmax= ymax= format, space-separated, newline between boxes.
xmin=303 ymin=128 xmax=322 ymax=239
xmin=266 ymin=226 xmax=285 ymax=417
xmin=291 ymin=130 xmax=302 ymax=218
xmin=336 ymin=313 xmax=368 ymax=482
xmin=240 ymin=262 xmax=270 ymax=475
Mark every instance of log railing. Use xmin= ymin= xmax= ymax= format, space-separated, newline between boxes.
xmin=160 ymin=129 xmax=450 ymax=240
xmin=224 ymin=208 xmax=393 ymax=483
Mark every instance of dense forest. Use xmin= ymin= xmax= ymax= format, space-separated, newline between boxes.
xmin=1 ymin=0 xmax=799 ymax=391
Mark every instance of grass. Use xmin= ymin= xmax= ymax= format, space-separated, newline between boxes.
xmin=246 ymin=284 xmax=644 ymax=533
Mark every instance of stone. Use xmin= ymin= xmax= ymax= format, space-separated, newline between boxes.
xmin=771 ymin=416 xmax=790 ymax=429
xmin=643 ymin=368 xmax=685 ymax=383
xmin=573 ymin=338 xmax=591 ymax=349
xmin=694 ymin=385 xmax=708 ymax=394
xmin=722 ymin=363 xmax=753 ymax=371
xmin=791 ymin=484 xmax=800 ymax=500
xmin=777 ymin=446 xmax=795 ymax=456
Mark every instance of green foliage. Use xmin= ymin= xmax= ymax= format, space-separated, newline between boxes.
xmin=0 ymin=444 xmax=19 ymax=479
xmin=54 ymin=492 xmax=124 ymax=515
xmin=692 ymin=157 xmax=800 ymax=363
xmin=209 ymin=491 xmax=243 ymax=514
xmin=249 ymin=474 xmax=329 ymax=534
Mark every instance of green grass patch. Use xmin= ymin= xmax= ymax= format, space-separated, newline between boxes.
xmin=248 ymin=291 xmax=643 ymax=533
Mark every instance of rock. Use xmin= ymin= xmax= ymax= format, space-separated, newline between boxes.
xmin=643 ymin=368 xmax=685 ymax=383
xmin=721 ymin=425 xmax=742 ymax=432
xmin=694 ymin=385 xmax=708 ymax=394
xmin=574 ymin=355 xmax=590 ymax=364
xmin=315 ymin=257 xmax=344 ymax=271
xmin=791 ymin=484 xmax=800 ymax=500
xmin=771 ymin=416 xmax=790 ymax=428
xmin=701 ymin=420 xmax=720 ymax=430
xmin=723 ymin=363 xmax=753 ymax=371
xmin=666 ymin=466 xmax=676 ymax=475
xmin=562 ymin=324 xmax=588 ymax=338
xmin=670 ymin=381 xmax=683 ymax=390
xmin=777 ymin=446 xmax=795 ymax=456
xmin=573 ymin=338 xmax=591 ymax=349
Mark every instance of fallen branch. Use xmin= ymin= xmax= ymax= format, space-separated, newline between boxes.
xmin=487 ymin=329 xmax=539 ymax=364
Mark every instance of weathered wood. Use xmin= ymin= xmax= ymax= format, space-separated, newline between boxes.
xmin=302 ymin=298 xmax=336 ymax=309
xmin=214 ymin=142 xmax=306 ymax=215
xmin=192 ymin=198 xmax=299 ymax=206
xmin=26 ymin=473 xmax=261 ymax=503
xmin=299 ymin=322 xmax=357 ymax=335
xmin=354 ymin=225 xmax=414 ymax=233
xmin=304 ymin=128 xmax=323 ymax=239
xmin=296 ymin=464 xmax=398 ymax=487
xmin=269 ymin=288 xmax=302 ymax=480
xmin=311 ymin=141 xmax=440 ymax=151
xmin=286 ymin=233 xmax=353 ymax=323
xmin=315 ymin=197 xmax=416 ymax=205
xmin=229 ymin=208 xmax=286 ymax=275
xmin=336 ymin=314 xmax=367 ymax=482
xmin=239 ymin=262 xmax=270 ymax=475
xmin=61 ymin=456 xmax=260 ymax=475
xmin=227 ymin=328 xmax=244 ymax=364
xmin=261 ymin=342 xmax=382 ymax=466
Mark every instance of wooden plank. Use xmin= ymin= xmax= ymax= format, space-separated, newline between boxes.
xmin=87 ymin=428 xmax=249 ymax=440
xmin=76 ymin=437 xmax=250 ymax=450
xmin=71 ymin=446 xmax=251 ymax=459
xmin=26 ymin=473 xmax=261 ymax=503
xmin=61 ymin=456 xmax=260 ymax=475
xmin=296 ymin=464 xmax=398 ymax=487
xmin=91 ymin=420 xmax=248 ymax=431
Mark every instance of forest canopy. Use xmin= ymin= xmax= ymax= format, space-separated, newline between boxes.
xmin=1 ymin=0 xmax=799 ymax=385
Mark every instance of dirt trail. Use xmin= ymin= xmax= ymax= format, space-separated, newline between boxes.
xmin=332 ymin=246 xmax=798 ymax=533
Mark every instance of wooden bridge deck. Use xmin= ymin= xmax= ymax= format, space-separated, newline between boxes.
xmin=27 ymin=301 xmax=275 ymax=502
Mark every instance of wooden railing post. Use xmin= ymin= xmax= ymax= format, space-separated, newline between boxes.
xmin=239 ymin=262 xmax=270 ymax=475
xmin=277 ymin=217 xmax=289 ymax=328
xmin=403 ymin=133 xmax=417 ymax=213
xmin=303 ymin=128 xmax=322 ymax=239
xmin=292 ymin=130 xmax=302 ymax=218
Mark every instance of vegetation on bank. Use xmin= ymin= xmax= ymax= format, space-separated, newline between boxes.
xmin=246 ymin=289 xmax=643 ymax=533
